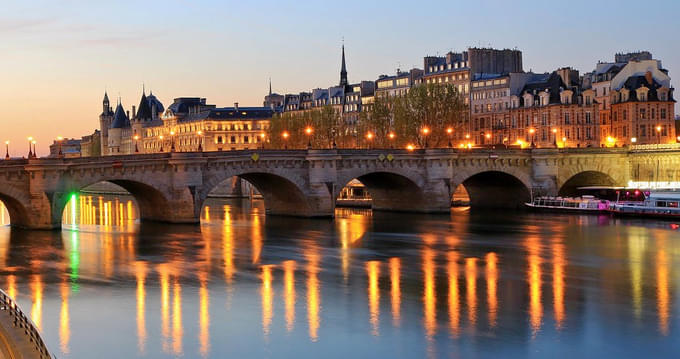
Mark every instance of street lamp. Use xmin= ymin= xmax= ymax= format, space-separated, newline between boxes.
xmin=421 ymin=127 xmax=430 ymax=148
xmin=305 ymin=126 xmax=313 ymax=149
xmin=133 ymin=135 xmax=139 ymax=153
xmin=388 ymin=132 xmax=395 ymax=149
xmin=562 ymin=137 xmax=567 ymax=148
xmin=282 ymin=131 xmax=289 ymax=149
xmin=656 ymin=125 xmax=662 ymax=144
xmin=366 ymin=132 xmax=374 ymax=149
xmin=27 ymin=136 xmax=33 ymax=158
xmin=4 ymin=141 xmax=9 ymax=160
xmin=406 ymin=144 xmax=415 ymax=151
xmin=170 ymin=130 xmax=176 ymax=152
xmin=56 ymin=136 xmax=64 ymax=157
xmin=260 ymin=133 xmax=266 ymax=149
xmin=32 ymin=140 xmax=36 ymax=158
xmin=529 ymin=128 xmax=536 ymax=148
xmin=552 ymin=128 xmax=558 ymax=147
xmin=631 ymin=137 xmax=637 ymax=144
xmin=446 ymin=127 xmax=453 ymax=148
xmin=159 ymin=135 xmax=164 ymax=152
xmin=197 ymin=130 xmax=203 ymax=152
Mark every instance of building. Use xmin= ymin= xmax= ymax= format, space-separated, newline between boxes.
xmin=80 ymin=130 xmax=100 ymax=157
xmin=374 ymin=68 xmax=423 ymax=98
xmin=98 ymin=90 xmax=273 ymax=155
xmin=609 ymin=71 xmax=675 ymax=145
xmin=48 ymin=138 xmax=81 ymax=158
xmin=500 ymin=71 xmax=599 ymax=148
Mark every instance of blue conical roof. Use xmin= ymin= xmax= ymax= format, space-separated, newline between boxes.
xmin=111 ymin=102 xmax=130 ymax=128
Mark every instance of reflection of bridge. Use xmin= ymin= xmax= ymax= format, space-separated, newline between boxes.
xmin=0 ymin=147 xmax=679 ymax=229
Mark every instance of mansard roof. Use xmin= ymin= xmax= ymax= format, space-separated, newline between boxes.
xmin=620 ymin=75 xmax=675 ymax=102
xmin=207 ymin=107 xmax=274 ymax=120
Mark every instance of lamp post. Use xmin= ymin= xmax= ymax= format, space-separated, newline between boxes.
xmin=562 ymin=137 xmax=567 ymax=148
xmin=421 ymin=127 xmax=430 ymax=148
xmin=4 ymin=141 xmax=9 ymax=160
xmin=331 ymin=128 xmax=337 ymax=149
xmin=159 ymin=135 xmax=164 ymax=152
xmin=366 ymin=132 xmax=374 ymax=149
xmin=282 ymin=131 xmax=289 ymax=149
xmin=133 ymin=135 xmax=139 ymax=153
xmin=56 ymin=136 xmax=64 ymax=157
xmin=446 ymin=127 xmax=453 ymax=148
xmin=388 ymin=132 xmax=395 ymax=149
xmin=260 ymin=133 xmax=266 ymax=149
xmin=485 ymin=132 xmax=491 ymax=146
xmin=170 ymin=131 xmax=176 ymax=152
xmin=305 ymin=126 xmax=313 ymax=149
xmin=32 ymin=140 xmax=36 ymax=158
xmin=197 ymin=130 xmax=203 ymax=152
xmin=656 ymin=125 xmax=662 ymax=145
xmin=529 ymin=128 xmax=536 ymax=148
xmin=552 ymin=128 xmax=558 ymax=147
xmin=27 ymin=137 xmax=33 ymax=158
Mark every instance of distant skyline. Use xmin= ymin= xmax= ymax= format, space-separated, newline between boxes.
xmin=2 ymin=0 xmax=680 ymax=156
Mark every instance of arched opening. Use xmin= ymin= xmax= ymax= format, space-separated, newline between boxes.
xmin=559 ymin=171 xmax=617 ymax=197
xmin=59 ymin=181 xmax=155 ymax=231
xmin=337 ymin=172 xmax=430 ymax=212
xmin=0 ymin=194 xmax=29 ymax=228
xmin=462 ymin=171 xmax=530 ymax=209
xmin=203 ymin=173 xmax=312 ymax=220
xmin=0 ymin=199 xmax=11 ymax=226
xmin=451 ymin=184 xmax=470 ymax=206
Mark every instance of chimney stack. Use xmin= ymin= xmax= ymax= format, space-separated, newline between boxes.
xmin=234 ymin=102 xmax=239 ymax=112
xmin=132 ymin=105 xmax=136 ymax=119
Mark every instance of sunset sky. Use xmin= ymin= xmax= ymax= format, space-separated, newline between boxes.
xmin=2 ymin=0 xmax=679 ymax=156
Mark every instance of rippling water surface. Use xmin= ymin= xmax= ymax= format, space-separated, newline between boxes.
xmin=1 ymin=196 xmax=679 ymax=358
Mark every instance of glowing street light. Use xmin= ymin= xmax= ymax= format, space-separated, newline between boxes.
xmin=197 ymin=130 xmax=203 ymax=152
xmin=528 ymin=128 xmax=536 ymax=148
xmin=282 ymin=131 xmax=290 ymax=149
xmin=446 ymin=127 xmax=453 ymax=147
xmin=388 ymin=132 xmax=396 ymax=149
xmin=631 ymin=137 xmax=637 ymax=144
xmin=31 ymin=140 xmax=36 ymax=158
xmin=133 ymin=135 xmax=140 ymax=153
xmin=27 ymin=136 xmax=33 ymax=158
xmin=562 ymin=137 xmax=567 ymax=148
xmin=606 ymin=136 xmax=616 ymax=147
xmin=56 ymin=136 xmax=64 ymax=157
xmin=159 ymin=135 xmax=164 ymax=152
xmin=365 ymin=132 xmax=374 ymax=149
xmin=260 ymin=133 xmax=266 ymax=149
xmin=552 ymin=128 xmax=558 ymax=147
xmin=421 ymin=127 xmax=430 ymax=148
xmin=656 ymin=125 xmax=662 ymax=144
xmin=4 ymin=140 xmax=9 ymax=160
xmin=305 ymin=126 xmax=313 ymax=148
xmin=406 ymin=144 xmax=415 ymax=151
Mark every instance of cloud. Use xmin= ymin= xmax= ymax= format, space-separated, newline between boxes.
xmin=0 ymin=17 xmax=59 ymax=33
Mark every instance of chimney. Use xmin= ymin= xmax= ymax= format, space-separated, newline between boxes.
xmin=132 ymin=105 xmax=136 ymax=119
xmin=127 ymin=110 xmax=130 ymax=119
xmin=645 ymin=71 xmax=653 ymax=85
xmin=234 ymin=102 xmax=239 ymax=112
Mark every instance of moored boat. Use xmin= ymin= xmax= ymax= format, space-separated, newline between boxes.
xmin=609 ymin=191 xmax=680 ymax=219
xmin=525 ymin=195 xmax=610 ymax=212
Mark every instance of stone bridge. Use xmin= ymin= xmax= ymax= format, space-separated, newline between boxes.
xmin=1 ymin=147 xmax=679 ymax=229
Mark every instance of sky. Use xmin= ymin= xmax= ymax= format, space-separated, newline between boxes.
xmin=2 ymin=0 xmax=680 ymax=156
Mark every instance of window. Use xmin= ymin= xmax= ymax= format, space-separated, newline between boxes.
xmin=585 ymin=112 xmax=592 ymax=124
xmin=244 ymin=136 xmax=249 ymax=143
xmin=640 ymin=125 xmax=646 ymax=137
xmin=230 ymin=136 xmax=236 ymax=143
xmin=217 ymin=136 xmax=223 ymax=144
xmin=661 ymin=108 xmax=667 ymax=119
xmin=640 ymin=109 xmax=646 ymax=120
xmin=564 ymin=113 xmax=570 ymax=125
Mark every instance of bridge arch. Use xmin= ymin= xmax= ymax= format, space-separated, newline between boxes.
xmin=0 ymin=186 xmax=30 ymax=228
xmin=454 ymin=170 xmax=532 ymax=209
xmin=558 ymin=171 xmax=618 ymax=197
xmin=202 ymin=171 xmax=318 ymax=217
xmin=56 ymin=179 xmax=172 ymax=225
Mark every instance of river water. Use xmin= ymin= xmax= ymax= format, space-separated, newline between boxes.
xmin=0 ymin=196 xmax=679 ymax=358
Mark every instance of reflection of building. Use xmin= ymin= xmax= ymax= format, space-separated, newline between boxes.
xmin=98 ymin=91 xmax=273 ymax=155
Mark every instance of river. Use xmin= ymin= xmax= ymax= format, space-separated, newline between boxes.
xmin=0 ymin=195 xmax=679 ymax=358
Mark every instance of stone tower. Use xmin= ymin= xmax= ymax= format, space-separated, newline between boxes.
xmin=99 ymin=92 xmax=113 ymax=156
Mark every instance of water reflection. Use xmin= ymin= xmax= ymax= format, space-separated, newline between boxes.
xmin=0 ymin=198 xmax=678 ymax=358
xmin=0 ymin=201 xmax=9 ymax=226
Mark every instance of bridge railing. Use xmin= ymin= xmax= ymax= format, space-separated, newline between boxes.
xmin=0 ymin=288 xmax=53 ymax=359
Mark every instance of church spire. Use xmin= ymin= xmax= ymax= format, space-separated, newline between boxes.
xmin=269 ymin=77 xmax=272 ymax=96
xmin=340 ymin=43 xmax=348 ymax=87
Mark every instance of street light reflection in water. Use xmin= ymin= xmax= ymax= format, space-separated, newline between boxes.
xmin=0 ymin=196 xmax=678 ymax=358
